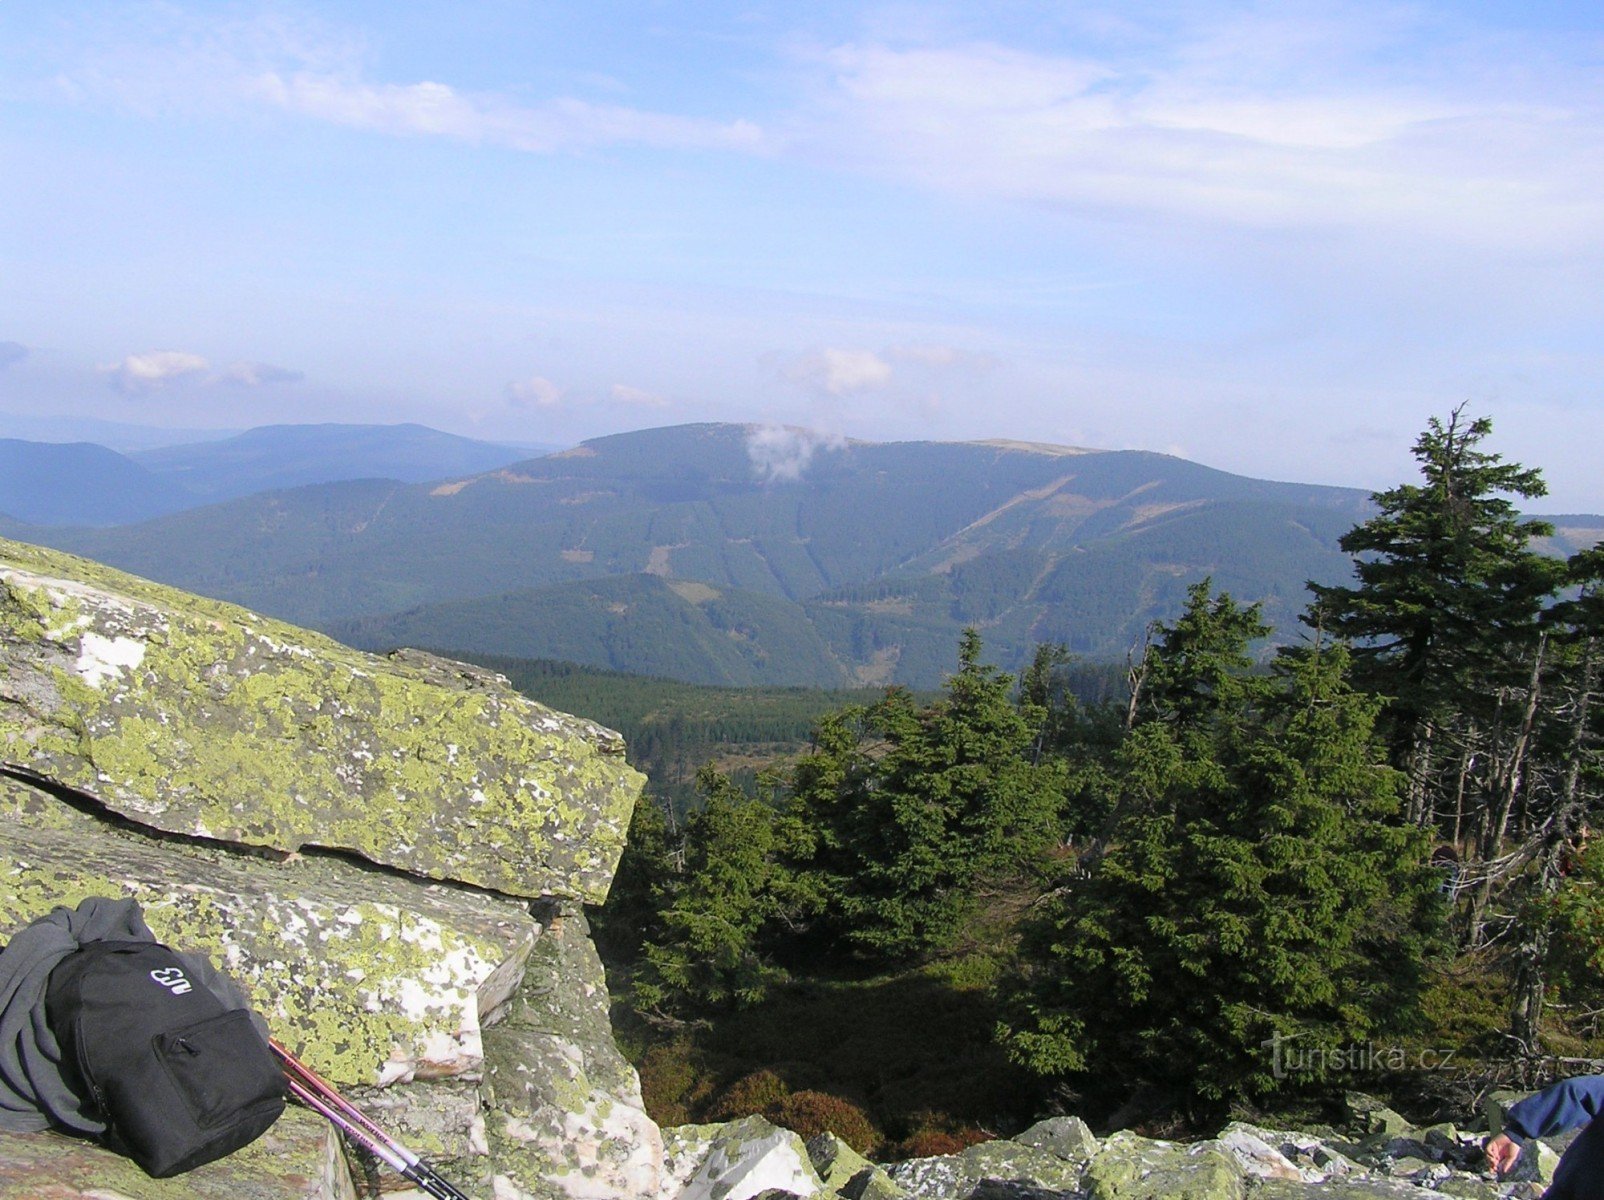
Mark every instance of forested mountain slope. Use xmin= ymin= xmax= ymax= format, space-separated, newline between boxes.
xmin=30 ymin=421 xmax=1593 ymax=687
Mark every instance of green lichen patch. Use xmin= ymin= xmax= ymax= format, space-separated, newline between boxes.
xmin=0 ymin=1107 xmax=340 ymax=1200
xmin=0 ymin=538 xmax=645 ymax=902
xmin=479 ymin=914 xmax=663 ymax=1200
xmin=0 ymin=819 xmax=538 ymax=1087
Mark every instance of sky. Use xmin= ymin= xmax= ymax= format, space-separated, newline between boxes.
xmin=1 ymin=1 xmax=1602 ymax=507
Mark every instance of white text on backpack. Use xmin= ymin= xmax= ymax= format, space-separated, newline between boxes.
xmin=149 ymin=967 xmax=193 ymax=996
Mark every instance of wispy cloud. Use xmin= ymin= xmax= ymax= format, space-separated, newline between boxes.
xmin=780 ymin=348 xmax=893 ymax=396
xmin=0 ymin=343 xmax=27 ymax=370
xmin=506 ymin=376 xmax=564 ymax=409
xmin=48 ymin=10 xmax=762 ymax=155
xmin=217 ymin=360 xmax=302 ymax=386
xmin=796 ymin=17 xmax=1604 ymax=247
xmin=888 ymin=344 xmax=999 ymax=372
xmin=745 ymin=424 xmax=846 ymax=483
xmin=102 ymin=350 xmax=210 ymax=393
xmin=251 ymin=74 xmax=763 ymax=153
xmin=610 ymin=384 xmax=669 ymax=407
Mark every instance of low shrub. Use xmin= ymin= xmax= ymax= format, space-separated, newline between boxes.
xmin=773 ymin=1091 xmax=882 ymax=1156
xmin=636 ymin=1037 xmax=717 ymax=1125
xmin=889 ymin=1125 xmax=993 ymax=1159
xmin=708 ymin=1069 xmax=792 ymax=1121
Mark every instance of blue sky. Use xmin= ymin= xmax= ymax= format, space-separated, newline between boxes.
xmin=2 ymin=1 xmax=1602 ymax=506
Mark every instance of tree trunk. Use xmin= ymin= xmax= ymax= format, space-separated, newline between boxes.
xmin=1509 ymin=638 xmax=1595 ymax=1046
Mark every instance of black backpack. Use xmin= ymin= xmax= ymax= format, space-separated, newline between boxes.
xmin=46 ymin=940 xmax=286 ymax=1177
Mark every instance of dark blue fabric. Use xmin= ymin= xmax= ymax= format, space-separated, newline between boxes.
xmin=1548 ymin=1113 xmax=1604 ymax=1200
xmin=1503 ymin=1076 xmax=1604 ymax=1200
xmin=1507 ymin=1076 xmax=1604 ymax=1140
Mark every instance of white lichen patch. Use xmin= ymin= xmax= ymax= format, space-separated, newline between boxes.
xmin=74 ymin=632 xmax=147 ymax=689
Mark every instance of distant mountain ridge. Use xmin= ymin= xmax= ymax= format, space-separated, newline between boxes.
xmin=0 ymin=422 xmax=547 ymax=525
xmin=130 ymin=422 xmax=549 ymax=501
xmin=22 ymin=422 xmax=1602 ymax=688
xmin=0 ymin=439 xmax=195 ymax=526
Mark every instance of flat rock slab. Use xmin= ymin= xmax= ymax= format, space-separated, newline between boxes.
xmin=886 ymin=1142 xmax=1083 ymax=1200
xmin=0 ymin=813 xmax=539 ymax=1086
xmin=0 ymin=537 xmax=643 ymax=903
xmin=0 ymin=1107 xmax=349 ymax=1199
xmin=663 ymin=1117 xmax=824 ymax=1200
xmin=1082 ymin=1132 xmax=1244 ymax=1200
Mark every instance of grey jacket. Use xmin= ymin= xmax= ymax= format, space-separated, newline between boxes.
xmin=0 ymin=895 xmax=260 ymax=1135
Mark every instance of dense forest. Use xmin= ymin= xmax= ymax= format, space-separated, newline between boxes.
xmin=533 ymin=410 xmax=1604 ymax=1157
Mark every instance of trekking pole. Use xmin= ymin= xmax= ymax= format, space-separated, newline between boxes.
xmin=271 ymin=1040 xmax=474 ymax=1200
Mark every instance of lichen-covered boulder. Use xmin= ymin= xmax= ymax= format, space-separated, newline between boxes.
xmin=1248 ymin=1180 xmax=1452 ymax=1198
xmin=663 ymin=1116 xmax=825 ymax=1200
xmin=0 ymin=538 xmax=643 ymax=903
xmin=0 ymin=1107 xmax=347 ymax=1199
xmin=808 ymin=1132 xmax=906 ymax=1200
xmin=1343 ymin=1094 xmax=1413 ymax=1138
xmin=0 ymin=811 xmax=539 ymax=1085
xmin=1081 ymin=1131 xmax=1243 ymax=1200
xmin=1015 ymin=1117 xmax=1099 ymax=1164
xmin=480 ymin=910 xmax=663 ymax=1200
xmin=1227 ymin=1124 xmax=1360 ymax=1185
xmin=885 ymin=1141 xmax=1083 ymax=1200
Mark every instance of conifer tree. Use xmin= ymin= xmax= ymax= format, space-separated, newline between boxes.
xmin=633 ymin=767 xmax=813 ymax=1012
xmin=794 ymin=630 xmax=1066 ymax=961
xmin=1306 ymin=407 xmax=1560 ymax=827
xmin=1000 ymin=589 xmax=1437 ymax=1110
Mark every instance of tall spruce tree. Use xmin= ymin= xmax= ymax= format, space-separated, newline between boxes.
xmin=1306 ymin=408 xmax=1561 ymax=828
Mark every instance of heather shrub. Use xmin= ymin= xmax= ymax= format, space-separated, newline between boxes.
xmin=708 ymin=1069 xmax=792 ymax=1121
xmin=773 ymin=1090 xmax=881 ymax=1155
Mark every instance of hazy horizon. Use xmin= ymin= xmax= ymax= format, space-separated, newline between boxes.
xmin=3 ymin=2 xmax=1601 ymax=506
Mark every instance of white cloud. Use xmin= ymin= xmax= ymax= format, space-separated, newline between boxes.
xmin=0 ymin=343 xmax=27 ymax=369
xmin=745 ymin=425 xmax=846 ymax=484
xmin=102 ymin=350 xmax=210 ymax=393
xmin=506 ymin=376 xmax=564 ymax=409
xmin=216 ymin=360 xmax=303 ymax=386
xmin=781 ymin=348 xmax=893 ymax=396
xmin=610 ymin=384 xmax=669 ymax=408
xmin=49 ymin=12 xmax=763 ymax=156
xmin=799 ymin=23 xmax=1604 ymax=248
xmin=251 ymin=73 xmax=764 ymax=153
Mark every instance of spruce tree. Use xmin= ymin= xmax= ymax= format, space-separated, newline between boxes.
xmin=1000 ymin=589 xmax=1437 ymax=1110
xmin=793 ymin=630 xmax=1066 ymax=962
xmin=1306 ymin=408 xmax=1560 ymax=825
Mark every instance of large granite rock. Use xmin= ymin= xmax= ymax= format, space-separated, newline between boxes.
xmin=0 ymin=1108 xmax=347 ymax=1199
xmin=663 ymin=1116 xmax=825 ymax=1200
xmin=480 ymin=909 xmax=664 ymax=1200
xmin=0 ymin=811 xmax=538 ymax=1085
xmin=0 ymin=537 xmax=658 ymax=1196
xmin=0 ymin=537 xmax=643 ymax=903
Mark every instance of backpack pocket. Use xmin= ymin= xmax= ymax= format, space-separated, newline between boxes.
xmin=156 ymin=1009 xmax=286 ymax=1131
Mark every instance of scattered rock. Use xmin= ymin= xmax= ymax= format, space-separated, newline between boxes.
xmin=1343 ymin=1093 xmax=1413 ymax=1138
xmin=1015 ymin=1117 xmax=1099 ymax=1163
xmin=1084 ymin=1131 xmax=1245 ymax=1200
xmin=886 ymin=1141 xmax=1083 ymax=1200
xmin=808 ymin=1132 xmax=906 ymax=1200
xmin=664 ymin=1116 xmax=825 ymax=1200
